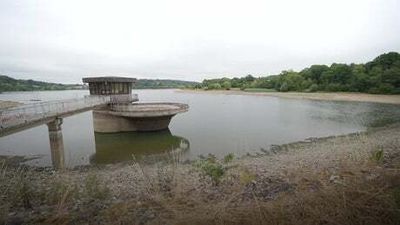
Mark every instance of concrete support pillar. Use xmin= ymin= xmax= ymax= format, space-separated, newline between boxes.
xmin=47 ymin=118 xmax=65 ymax=170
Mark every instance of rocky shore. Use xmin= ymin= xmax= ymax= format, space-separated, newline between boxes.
xmin=1 ymin=123 xmax=400 ymax=224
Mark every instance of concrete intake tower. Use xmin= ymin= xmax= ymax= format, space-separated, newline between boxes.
xmin=82 ymin=76 xmax=188 ymax=133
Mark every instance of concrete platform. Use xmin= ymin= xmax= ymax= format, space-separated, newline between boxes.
xmin=93 ymin=102 xmax=188 ymax=132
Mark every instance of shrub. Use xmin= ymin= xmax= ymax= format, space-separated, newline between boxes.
xmin=326 ymin=83 xmax=342 ymax=92
xmin=370 ymin=148 xmax=384 ymax=163
xmin=194 ymin=156 xmax=226 ymax=185
xmin=309 ymin=84 xmax=319 ymax=92
xmin=240 ymin=84 xmax=248 ymax=91
xmin=279 ymin=82 xmax=289 ymax=92
xmin=207 ymin=83 xmax=222 ymax=90
xmin=221 ymin=81 xmax=232 ymax=90
xmin=368 ymin=87 xmax=380 ymax=94
xmin=223 ymin=153 xmax=235 ymax=163
xmin=378 ymin=83 xmax=395 ymax=94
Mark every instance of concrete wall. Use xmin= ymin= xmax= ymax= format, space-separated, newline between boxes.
xmin=47 ymin=118 xmax=65 ymax=169
xmin=93 ymin=110 xmax=173 ymax=133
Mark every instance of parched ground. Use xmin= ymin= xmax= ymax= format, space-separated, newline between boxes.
xmin=179 ymin=89 xmax=400 ymax=105
xmin=0 ymin=100 xmax=22 ymax=109
xmin=1 ymin=123 xmax=400 ymax=225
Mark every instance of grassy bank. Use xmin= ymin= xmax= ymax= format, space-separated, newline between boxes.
xmin=243 ymin=88 xmax=277 ymax=93
xmin=1 ymin=123 xmax=400 ymax=224
xmin=180 ymin=89 xmax=400 ymax=105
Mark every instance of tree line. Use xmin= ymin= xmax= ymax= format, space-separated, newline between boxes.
xmin=0 ymin=75 xmax=200 ymax=92
xmin=197 ymin=52 xmax=400 ymax=94
xmin=0 ymin=75 xmax=84 ymax=92
xmin=134 ymin=79 xmax=199 ymax=89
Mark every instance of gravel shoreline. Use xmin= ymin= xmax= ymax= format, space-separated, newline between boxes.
xmin=1 ymin=123 xmax=400 ymax=224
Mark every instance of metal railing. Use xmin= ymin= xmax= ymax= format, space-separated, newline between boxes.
xmin=0 ymin=95 xmax=111 ymax=131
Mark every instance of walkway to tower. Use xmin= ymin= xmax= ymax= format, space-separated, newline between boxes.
xmin=0 ymin=95 xmax=128 ymax=169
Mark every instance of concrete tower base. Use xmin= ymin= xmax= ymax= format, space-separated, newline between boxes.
xmin=93 ymin=110 xmax=173 ymax=132
xmin=47 ymin=118 xmax=65 ymax=169
xmin=92 ymin=102 xmax=188 ymax=133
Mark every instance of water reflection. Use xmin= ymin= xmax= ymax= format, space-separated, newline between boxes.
xmin=90 ymin=129 xmax=190 ymax=164
xmin=308 ymin=101 xmax=400 ymax=127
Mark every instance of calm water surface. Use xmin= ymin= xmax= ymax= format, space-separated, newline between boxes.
xmin=1 ymin=90 xmax=399 ymax=167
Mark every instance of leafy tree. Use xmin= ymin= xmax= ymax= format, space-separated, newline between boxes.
xmin=245 ymin=74 xmax=255 ymax=82
xmin=300 ymin=65 xmax=329 ymax=84
xmin=382 ymin=68 xmax=400 ymax=87
xmin=221 ymin=81 xmax=232 ymax=90
xmin=231 ymin=77 xmax=241 ymax=88
xmin=279 ymin=82 xmax=289 ymax=92
xmin=207 ymin=83 xmax=222 ymax=90
xmin=308 ymin=84 xmax=319 ymax=92
xmin=279 ymin=70 xmax=305 ymax=91
xmin=199 ymin=52 xmax=400 ymax=94
xmin=333 ymin=64 xmax=352 ymax=83
xmin=366 ymin=52 xmax=400 ymax=71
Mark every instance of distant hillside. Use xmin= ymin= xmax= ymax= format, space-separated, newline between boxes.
xmin=0 ymin=75 xmax=199 ymax=92
xmin=0 ymin=75 xmax=85 ymax=92
xmin=134 ymin=79 xmax=199 ymax=89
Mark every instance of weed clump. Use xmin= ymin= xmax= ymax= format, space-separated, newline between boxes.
xmin=194 ymin=154 xmax=234 ymax=185
xmin=85 ymin=173 xmax=110 ymax=200
xmin=371 ymin=147 xmax=385 ymax=163
xmin=224 ymin=153 xmax=235 ymax=163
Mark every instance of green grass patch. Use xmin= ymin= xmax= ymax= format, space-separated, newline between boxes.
xmin=243 ymin=88 xmax=277 ymax=93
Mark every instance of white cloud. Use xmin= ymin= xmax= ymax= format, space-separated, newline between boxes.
xmin=0 ymin=0 xmax=399 ymax=83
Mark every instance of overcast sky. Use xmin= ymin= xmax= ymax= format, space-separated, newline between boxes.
xmin=0 ymin=0 xmax=399 ymax=83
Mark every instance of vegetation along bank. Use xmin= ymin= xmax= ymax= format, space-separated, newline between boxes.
xmin=197 ymin=52 xmax=400 ymax=94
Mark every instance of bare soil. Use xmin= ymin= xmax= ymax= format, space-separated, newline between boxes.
xmin=0 ymin=100 xmax=22 ymax=109
xmin=179 ymin=89 xmax=400 ymax=105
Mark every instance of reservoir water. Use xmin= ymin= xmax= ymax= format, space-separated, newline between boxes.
xmin=1 ymin=89 xmax=400 ymax=167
